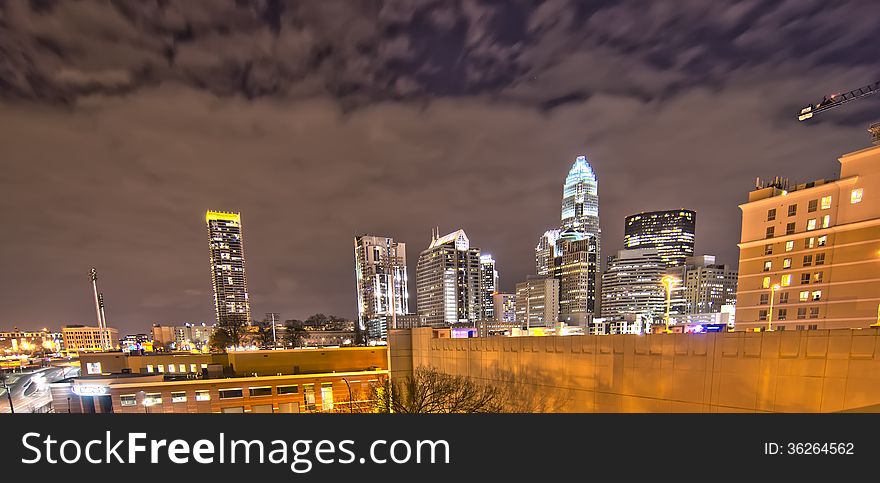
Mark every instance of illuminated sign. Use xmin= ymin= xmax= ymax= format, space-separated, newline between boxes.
xmin=72 ymin=385 xmax=108 ymax=396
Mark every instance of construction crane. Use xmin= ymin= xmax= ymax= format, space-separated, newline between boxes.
xmin=798 ymin=80 xmax=879 ymax=121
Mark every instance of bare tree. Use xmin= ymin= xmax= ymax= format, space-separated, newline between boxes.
xmin=370 ymin=367 xmax=509 ymax=413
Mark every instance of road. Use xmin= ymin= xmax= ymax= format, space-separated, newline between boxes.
xmin=0 ymin=364 xmax=80 ymax=414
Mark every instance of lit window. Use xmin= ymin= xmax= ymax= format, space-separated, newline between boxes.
xmin=143 ymin=393 xmax=162 ymax=406
xmin=805 ymin=237 xmax=815 ymax=249
xmin=781 ymin=274 xmax=792 ymax=287
xmin=201 ymin=364 xmax=208 ymax=369
xmin=785 ymin=241 xmax=794 ymax=252
xmin=812 ymin=290 xmax=822 ymax=301
xmin=195 ymin=390 xmax=211 ymax=402
xmin=167 ymin=364 xmax=175 ymax=373
xmin=120 ymin=395 xmax=137 ymax=407
xmin=820 ymin=196 xmax=832 ymax=209
xmin=799 ymin=291 xmax=809 ymax=302
xmin=762 ymin=277 xmax=770 ymax=289
xmin=190 ymin=364 xmax=197 ymax=373
xmin=86 ymin=362 xmax=102 ymax=375
xmin=157 ymin=364 xmax=165 ymax=373
xmin=821 ymin=215 xmax=830 ymax=228
xmin=146 ymin=365 xmax=154 ymax=373
xmin=171 ymin=392 xmax=187 ymax=403
xmin=783 ymin=258 xmax=792 ymax=269
xmin=851 ymin=188 xmax=863 ymax=204
xmin=178 ymin=364 xmax=186 ymax=373
xmin=763 ymin=261 xmax=772 ymax=272
xmin=806 ymin=219 xmax=817 ymax=231
xmin=818 ymin=235 xmax=827 ymax=246
xmin=814 ymin=272 xmax=823 ymax=283
xmin=321 ymin=383 xmax=334 ymax=412
xmin=764 ymin=244 xmax=773 ymax=255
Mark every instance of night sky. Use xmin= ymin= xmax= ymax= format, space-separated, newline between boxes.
xmin=2 ymin=0 xmax=878 ymax=334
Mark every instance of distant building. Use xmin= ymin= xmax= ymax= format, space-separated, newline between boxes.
xmin=206 ymin=211 xmax=251 ymax=334
xmin=0 ymin=328 xmax=58 ymax=354
xmin=62 ymin=325 xmax=119 ymax=353
xmin=735 ymin=142 xmax=880 ymax=331
xmin=492 ymin=292 xmax=516 ymax=323
xmin=416 ymin=229 xmax=482 ymax=327
xmin=624 ymin=210 xmax=696 ymax=267
xmin=515 ymin=276 xmax=559 ymax=327
xmin=535 ymin=229 xmax=560 ymax=277
xmin=354 ymin=235 xmax=409 ymax=340
xmin=681 ymin=255 xmax=738 ymax=314
xmin=600 ymin=248 xmax=667 ymax=321
xmin=479 ymin=254 xmax=498 ymax=320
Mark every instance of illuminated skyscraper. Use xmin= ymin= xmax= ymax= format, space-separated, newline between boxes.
xmin=624 ymin=210 xmax=696 ymax=267
xmin=561 ymin=155 xmax=601 ymax=238
xmin=552 ymin=232 xmax=600 ymax=324
xmin=416 ymin=229 xmax=481 ymax=327
xmin=206 ymin=211 xmax=251 ymax=336
xmin=479 ymin=254 xmax=498 ymax=320
xmin=354 ymin=235 xmax=409 ymax=338
xmin=535 ymin=229 xmax=560 ymax=276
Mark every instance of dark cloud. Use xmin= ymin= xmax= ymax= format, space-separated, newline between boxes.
xmin=0 ymin=0 xmax=878 ymax=332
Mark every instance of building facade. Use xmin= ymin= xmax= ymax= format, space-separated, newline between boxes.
xmin=206 ymin=211 xmax=251 ymax=333
xmin=515 ymin=276 xmax=559 ymax=327
xmin=492 ymin=292 xmax=516 ymax=323
xmin=735 ymin=143 xmax=880 ymax=331
xmin=62 ymin=325 xmax=119 ymax=353
xmin=682 ymin=255 xmax=738 ymax=314
xmin=479 ymin=254 xmax=498 ymax=320
xmin=535 ymin=229 xmax=560 ymax=277
xmin=354 ymin=235 xmax=410 ymax=339
xmin=561 ymin=155 xmax=601 ymax=239
xmin=552 ymin=233 xmax=599 ymax=324
xmin=600 ymin=248 xmax=667 ymax=321
xmin=416 ymin=230 xmax=482 ymax=327
xmin=624 ymin=210 xmax=696 ymax=267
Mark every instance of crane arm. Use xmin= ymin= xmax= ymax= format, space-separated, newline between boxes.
xmin=798 ymin=80 xmax=880 ymax=121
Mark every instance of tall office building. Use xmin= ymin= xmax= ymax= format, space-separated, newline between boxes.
xmin=600 ymin=248 xmax=667 ymax=321
xmin=492 ymin=293 xmax=516 ymax=323
xmin=624 ymin=210 xmax=696 ymax=267
xmin=416 ymin=229 xmax=482 ymax=327
xmin=354 ymin=235 xmax=410 ymax=338
xmin=535 ymin=229 xmax=560 ymax=276
xmin=479 ymin=254 xmax=498 ymax=320
xmin=551 ymin=232 xmax=599 ymax=325
xmin=515 ymin=276 xmax=559 ymax=327
xmin=682 ymin=255 xmax=738 ymax=314
xmin=735 ymin=141 xmax=880 ymax=331
xmin=206 ymin=211 xmax=251 ymax=334
xmin=561 ymin=155 xmax=601 ymax=238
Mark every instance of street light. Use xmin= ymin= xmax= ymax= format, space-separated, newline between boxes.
xmin=660 ymin=276 xmax=677 ymax=333
xmin=342 ymin=378 xmax=353 ymax=413
xmin=1 ymin=371 xmax=14 ymax=413
xmin=767 ymin=284 xmax=781 ymax=331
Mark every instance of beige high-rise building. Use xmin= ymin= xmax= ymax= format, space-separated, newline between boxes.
xmin=515 ymin=276 xmax=559 ymax=327
xmin=735 ymin=143 xmax=880 ymax=331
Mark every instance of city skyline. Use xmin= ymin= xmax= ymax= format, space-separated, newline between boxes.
xmin=1 ymin=1 xmax=877 ymax=334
